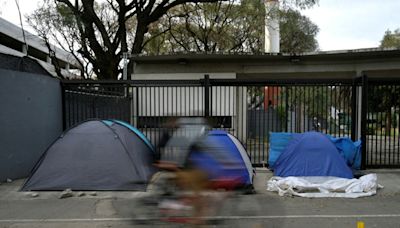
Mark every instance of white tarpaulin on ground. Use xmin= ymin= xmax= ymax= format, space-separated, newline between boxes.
xmin=267 ymin=174 xmax=383 ymax=198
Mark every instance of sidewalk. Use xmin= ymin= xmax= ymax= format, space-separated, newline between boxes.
xmin=1 ymin=169 xmax=399 ymax=200
xmin=0 ymin=170 xmax=400 ymax=227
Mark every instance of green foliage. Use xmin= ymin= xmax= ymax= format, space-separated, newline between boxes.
xmin=143 ymin=0 xmax=319 ymax=54
xmin=368 ymin=86 xmax=400 ymax=113
xmin=271 ymin=85 xmax=354 ymax=133
xmin=27 ymin=0 xmax=223 ymax=80
xmin=368 ymin=85 xmax=400 ymax=133
xmin=28 ymin=0 xmax=319 ymax=78
xmin=279 ymin=9 xmax=319 ymax=53
xmin=55 ymin=4 xmax=75 ymax=26
xmin=143 ymin=0 xmax=265 ymax=54
xmin=280 ymin=0 xmax=318 ymax=10
xmin=380 ymin=29 xmax=400 ymax=49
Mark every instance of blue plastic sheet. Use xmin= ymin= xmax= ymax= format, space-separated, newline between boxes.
xmin=268 ymin=133 xmax=297 ymax=167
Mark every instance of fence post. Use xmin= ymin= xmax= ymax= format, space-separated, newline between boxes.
xmin=360 ymin=74 xmax=368 ymax=170
xmin=204 ymin=74 xmax=210 ymax=117
xmin=60 ymin=81 xmax=67 ymax=131
xmin=351 ymin=78 xmax=358 ymax=141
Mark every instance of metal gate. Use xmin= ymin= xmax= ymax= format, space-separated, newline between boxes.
xmin=365 ymin=79 xmax=400 ymax=168
xmin=61 ymin=75 xmax=400 ymax=168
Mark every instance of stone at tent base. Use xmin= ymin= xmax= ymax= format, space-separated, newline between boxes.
xmin=88 ymin=192 xmax=97 ymax=196
xmin=77 ymin=192 xmax=86 ymax=197
xmin=59 ymin=189 xmax=74 ymax=199
xmin=24 ymin=192 xmax=39 ymax=198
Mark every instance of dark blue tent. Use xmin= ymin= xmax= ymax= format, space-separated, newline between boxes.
xmin=272 ymin=132 xmax=353 ymax=178
xmin=189 ymin=130 xmax=254 ymax=188
xmin=22 ymin=120 xmax=156 ymax=191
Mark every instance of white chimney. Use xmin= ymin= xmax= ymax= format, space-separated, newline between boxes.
xmin=264 ymin=0 xmax=280 ymax=53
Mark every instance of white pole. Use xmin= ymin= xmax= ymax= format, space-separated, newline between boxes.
xmin=122 ymin=52 xmax=128 ymax=80
xmin=264 ymin=0 xmax=280 ymax=53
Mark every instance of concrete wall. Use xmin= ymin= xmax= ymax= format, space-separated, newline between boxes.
xmin=134 ymin=86 xmax=236 ymax=117
xmin=0 ymin=69 xmax=62 ymax=181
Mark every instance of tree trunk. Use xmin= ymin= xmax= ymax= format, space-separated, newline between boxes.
xmin=98 ymin=58 xmax=119 ymax=80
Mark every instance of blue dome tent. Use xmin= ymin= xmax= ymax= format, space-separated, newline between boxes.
xmin=192 ymin=130 xmax=254 ymax=188
xmin=272 ymin=132 xmax=353 ymax=179
xmin=22 ymin=120 xmax=156 ymax=191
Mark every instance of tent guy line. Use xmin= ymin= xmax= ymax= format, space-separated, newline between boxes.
xmin=1 ymin=214 xmax=400 ymax=223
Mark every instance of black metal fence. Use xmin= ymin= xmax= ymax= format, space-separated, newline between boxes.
xmin=61 ymin=76 xmax=400 ymax=168
xmin=365 ymin=79 xmax=400 ymax=168
xmin=62 ymin=84 xmax=131 ymax=128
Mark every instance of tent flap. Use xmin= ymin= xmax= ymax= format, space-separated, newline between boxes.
xmin=201 ymin=130 xmax=254 ymax=186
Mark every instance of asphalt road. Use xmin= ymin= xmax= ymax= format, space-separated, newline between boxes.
xmin=1 ymin=170 xmax=400 ymax=228
xmin=1 ymin=195 xmax=400 ymax=228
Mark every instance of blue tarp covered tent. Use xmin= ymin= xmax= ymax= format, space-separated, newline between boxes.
xmin=272 ymin=132 xmax=353 ymax=178
xmin=269 ymin=132 xmax=361 ymax=170
xmin=189 ymin=130 xmax=254 ymax=188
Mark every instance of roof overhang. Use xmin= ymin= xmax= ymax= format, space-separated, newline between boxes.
xmin=133 ymin=48 xmax=400 ymax=80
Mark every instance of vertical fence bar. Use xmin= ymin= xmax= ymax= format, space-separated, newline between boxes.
xmin=361 ymin=75 xmax=368 ymax=170
xmin=330 ymin=85 xmax=333 ymax=135
xmin=351 ymin=79 xmax=358 ymax=141
xmin=252 ymin=87 xmax=256 ymax=162
xmin=246 ymin=86 xmax=252 ymax=162
xmin=189 ymin=86 xmax=192 ymax=116
xmin=311 ymin=86 xmax=315 ymax=132
xmin=204 ymin=75 xmax=210 ymax=117
xmin=219 ymin=86 xmax=222 ymax=124
xmin=257 ymin=86 xmax=261 ymax=164
xmin=285 ymin=86 xmax=289 ymax=132
xmin=395 ymin=85 xmax=399 ymax=166
xmin=263 ymin=86 xmax=267 ymax=164
xmin=127 ymin=84 xmax=131 ymax=123
xmin=374 ymin=85 xmax=379 ymax=166
xmin=210 ymin=82 xmax=214 ymax=121
xmin=303 ymin=86 xmax=306 ymax=132
xmin=378 ymin=86 xmax=383 ymax=165
xmin=325 ymin=85 xmax=329 ymax=135
xmin=293 ymin=85 xmax=299 ymax=133
xmin=367 ymin=86 xmax=372 ymax=166
xmin=135 ymin=86 xmax=139 ymax=128
xmin=397 ymin=88 xmax=400 ymax=166
xmin=198 ymin=86 xmax=201 ymax=116
xmin=386 ymin=85 xmax=391 ymax=166
xmin=228 ymin=86 xmax=232 ymax=133
xmin=60 ymin=82 xmax=67 ymax=131
xmin=158 ymin=86 xmax=161 ymax=148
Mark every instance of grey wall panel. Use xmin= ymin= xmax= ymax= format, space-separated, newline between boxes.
xmin=0 ymin=69 xmax=62 ymax=181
